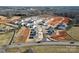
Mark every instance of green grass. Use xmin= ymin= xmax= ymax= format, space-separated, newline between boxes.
xmin=0 ymin=32 xmax=13 ymax=46
xmin=67 ymin=27 xmax=79 ymax=40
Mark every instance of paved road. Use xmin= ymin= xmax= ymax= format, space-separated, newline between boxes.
xmin=6 ymin=41 xmax=79 ymax=48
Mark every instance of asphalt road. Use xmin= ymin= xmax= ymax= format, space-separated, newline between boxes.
xmin=6 ymin=41 xmax=79 ymax=48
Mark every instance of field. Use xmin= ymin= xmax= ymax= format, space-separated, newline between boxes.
xmin=0 ymin=32 xmax=13 ymax=46
xmin=67 ymin=27 xmax=79 ymax=41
